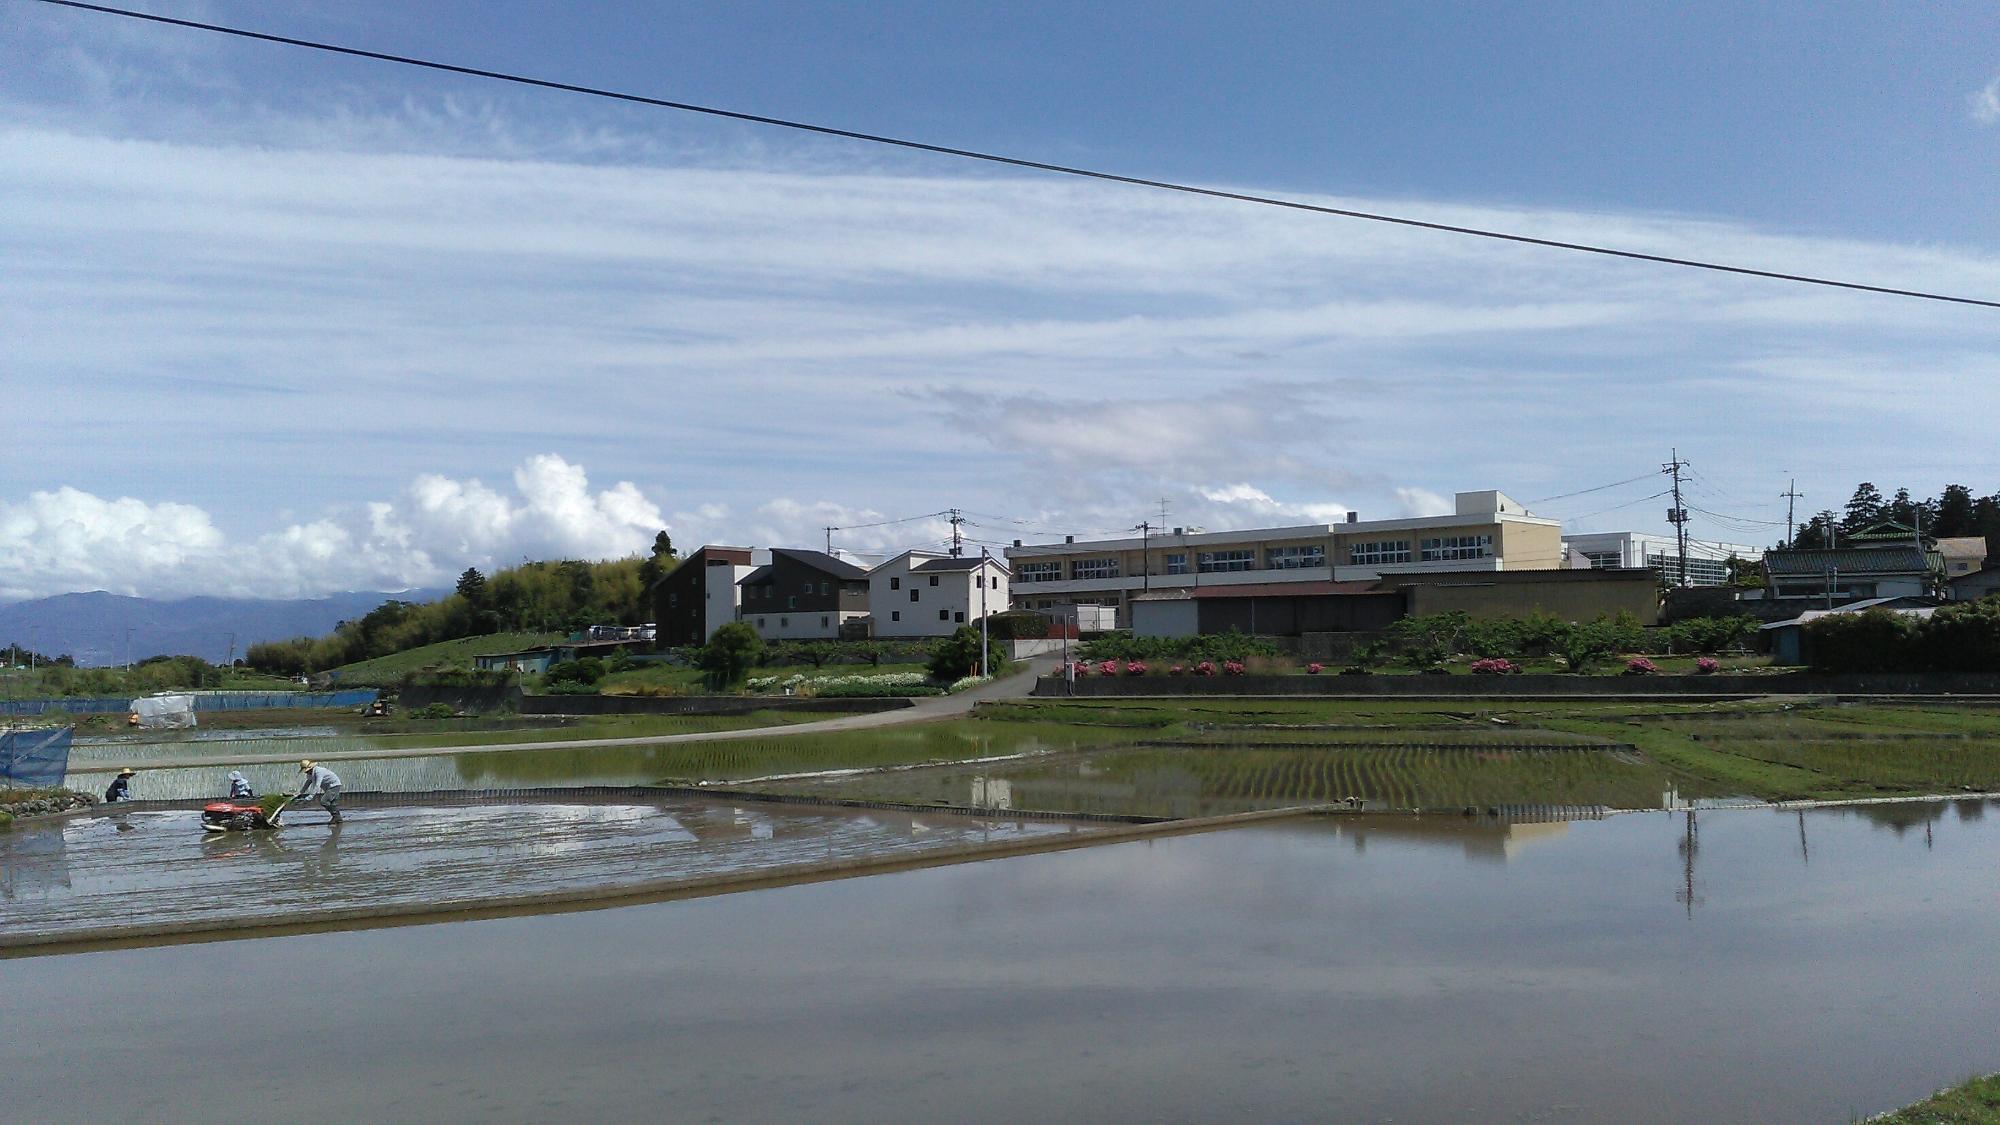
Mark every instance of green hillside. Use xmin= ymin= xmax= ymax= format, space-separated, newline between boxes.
xmin=327 ymin=632 xmax=562 ymax=686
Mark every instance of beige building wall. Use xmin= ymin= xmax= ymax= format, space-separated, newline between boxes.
xmin=1496 ymin=521 xmax=1563 ymax=570
xmin=1398 ymin=572 xmax=1659 ymax=624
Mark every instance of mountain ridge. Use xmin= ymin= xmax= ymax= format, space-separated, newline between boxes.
xmin=0 ymin=589 xmax=449 ymax=668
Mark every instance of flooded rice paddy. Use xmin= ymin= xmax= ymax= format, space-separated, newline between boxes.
xmin=0 ymin=796 xmax=1094 ymax=947
xmin=5 ymin=802 xmax=1998 ymax=1122
xmin=776 ymin=742 xmax=1721 ymax=818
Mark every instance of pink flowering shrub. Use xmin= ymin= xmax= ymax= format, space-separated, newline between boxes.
xmin=1624 ymin=657 xmax=1660 ymax=676
xmin=1099 ymin=660 xmax=1119 ymax=677
xmin=1169 ymin=664 xmax=1185 ymax=675
xmin=1125 ymin=660 xmax=1148 ymax=676
xmin=1470 ymin=658 xmax=1519 ymax=675
xmin=1069 ymin=661 xmax=1087 ymax=677
xmin=1223 ymin=660 xmax=1246 ymax=676
xmin=1694 ymin=657 xmax=1719 ymax=674
xmin=1306 ymin=662 xmax=1323 ymax=675
xmin=1195 ymin=660 xmax=1217 ymax=676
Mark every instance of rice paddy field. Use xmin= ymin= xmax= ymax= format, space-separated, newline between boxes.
xmin=728 ymin=697 xmax=2000 ymax=816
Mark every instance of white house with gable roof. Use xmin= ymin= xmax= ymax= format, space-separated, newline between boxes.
xmin=869 ymin=551 xmax=1010 ymax=638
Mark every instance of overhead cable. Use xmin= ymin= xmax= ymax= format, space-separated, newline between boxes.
xmin=33 ymin=0 xmax=2000 ymax=310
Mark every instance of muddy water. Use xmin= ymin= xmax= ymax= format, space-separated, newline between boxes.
xmin=7 ymin=802 xmax=2000 ymax=1122
xmin=0 ymin=797 xmax=1087 ymax=945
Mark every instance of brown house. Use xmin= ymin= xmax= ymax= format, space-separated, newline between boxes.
xmin=738 ymin=549 xmax=872 ymax=640
xmin=652 ymin=545 xmax=755 ymax=648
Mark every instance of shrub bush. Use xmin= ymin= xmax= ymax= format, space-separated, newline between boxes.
xmin=1694 ymin=657 xmax=1720 ymax=674
xmin=1470 ymin=658 xmax=1519 ymax=675
xmin=1306 ymin=662 xmax=1323 ymax=675
xmin=544 ymin=657 xmax=606 ymax=686
xmin=929 ymin=626 xmax=1006 ymax=681
xmin=1804 ymin=609 xmax=1917 ymax=674
xmin=984 ymin=611 xmax=1051 ymax=640
xmin=1623 ymin=657 xmax=1659 ymax=676
xmin=699 ymin=622 xmax=764 ymax=686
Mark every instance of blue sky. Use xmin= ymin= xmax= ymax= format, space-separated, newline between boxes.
xmin=3 ymin=0 xmax=1998 ymax=598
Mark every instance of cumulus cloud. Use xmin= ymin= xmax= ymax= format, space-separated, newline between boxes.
xmin=0 ymin=456 xmax=666 ymax=600
xmin=1974 ymin=76 xmax=2000 ymax=125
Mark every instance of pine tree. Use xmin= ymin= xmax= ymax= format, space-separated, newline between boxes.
xmin=1934 ymin=485 xmax=1977 ymax=537
xmin=455 ymin=567 xmax=488 ymax=606
xmin=1841 ymin=483 xmax=1884 ymax=535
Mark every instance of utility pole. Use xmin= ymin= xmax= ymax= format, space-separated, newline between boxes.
xmin=1133 ymin=520 xmax=1153 ymax=593
xmin=824 ymin=526 xmax=836 ymax=555
xmin=1781 ymin=479 xmax=1802 ymax=548
xmin=1664 ymin=449 xmax=1690 ymax=587
xmin=947 ymin=509 xmax=965 ymax=557
xmin=978 ymin=547 xmax=990 ymax=678
xmin=225 ymin=632 xmax=236 ymax=671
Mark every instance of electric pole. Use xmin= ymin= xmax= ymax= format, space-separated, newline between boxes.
xmin=1133 ymin=520 xmax=1153 ymax=593
xmin=1664 ymin=449 xmax=1690 ymax=587
xmin=824 ymin=525 xmax=835 ymax=555
xmin=978 ymin=546 xmax=990 ymax=678
xmin=947 ymin=509 xmax=965 ymax=557
xmin=1780 ymin=479 xmax=1802 ymax=548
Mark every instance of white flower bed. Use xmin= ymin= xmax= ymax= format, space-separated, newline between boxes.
xmin=948 ymin=675 xmax=992 ymax=693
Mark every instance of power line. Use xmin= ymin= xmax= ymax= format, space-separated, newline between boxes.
xmin=35 ymin=0 xmax=2000 ymax=311
xmin=1568 ymin=489 xmax=1673 ymax=522
xmin=1529 ymin=472 xmax=1663 ymax=506
xmin=828 ymin=510 xmax=948 ymax=532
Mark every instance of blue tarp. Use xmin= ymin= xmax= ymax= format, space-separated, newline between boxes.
xmin=0 ymin=727 xmax=74 ymax=788
xmin=0 ymin=690 xmax=378 ymax=718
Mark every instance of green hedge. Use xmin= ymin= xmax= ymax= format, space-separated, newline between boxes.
xmin=1078 ymin=632 xmax=1281 ymax=663
xmin=1806 ymin=599 xmax=2000 ymax=673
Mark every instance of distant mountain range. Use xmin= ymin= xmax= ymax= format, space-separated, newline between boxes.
xmin=0 ymin=590 xmax=448 ymax=668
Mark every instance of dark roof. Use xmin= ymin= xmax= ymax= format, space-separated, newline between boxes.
xmin=771 ymin=548 xmax=871 ymax=580
xmin=1191 ymin=580 xmax=1383 ymax=599
xmin=912 ymin=555 xmax=1006 ymax=573
xmin=737 ymin=564 xmax=775 ymax=587
xmin=1764 ymin=547 xmax=1930 ymax=576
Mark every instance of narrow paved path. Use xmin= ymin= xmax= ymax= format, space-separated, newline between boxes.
xmin=96 ymin=656 xmax=1061 ymax=771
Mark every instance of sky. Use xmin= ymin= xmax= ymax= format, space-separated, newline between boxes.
xmin=3 ymin=0 xmax=1999 ymax=600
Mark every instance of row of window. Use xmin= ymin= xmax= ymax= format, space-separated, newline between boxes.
xmin=1016 ymin=535 xmax=1502 ymax=580
xmin=1421 ymin=535 xmax=1492 ymax=562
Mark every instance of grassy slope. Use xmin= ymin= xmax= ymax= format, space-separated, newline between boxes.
xmin=1872 ymin=1075 xmax=2000 ymax=1123
xmin=327 ymin=632 xmax=563 ymax=684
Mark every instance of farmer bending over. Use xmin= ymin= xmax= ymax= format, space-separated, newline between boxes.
xmin=104 ymin=767 xmax=136 ymax=802
xmin=295 ymin=759 xmax=344 ymax=823
xmin=227 ymin=771 xmax=254 ymax=800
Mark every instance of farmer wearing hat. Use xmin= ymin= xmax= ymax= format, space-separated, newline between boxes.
xmin=294 ymin=759 xmax=344 ymax=823
xmin=104 ymin=768 xmax=137 ymax=802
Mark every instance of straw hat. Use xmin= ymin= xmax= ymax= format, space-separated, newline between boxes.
xmin=299 ymin=759 xmax=316 ymax=771
xmin=116 ymin=768 xmax=137 ymax=777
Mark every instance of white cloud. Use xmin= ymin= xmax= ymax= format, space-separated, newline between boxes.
xmin=1973 ymin=76 xmax=2000 ymax=125
xmin=1395 ymin=488 xmax=1454 ymax=517
xmin=0 ymin=456 xmax=666 ymax=600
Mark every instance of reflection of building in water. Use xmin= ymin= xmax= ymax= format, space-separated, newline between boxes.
xmin=1327 ymin=814 xmax=1576 ymax=863
xmin=969 ymin=776 xmax=1012 ymax=811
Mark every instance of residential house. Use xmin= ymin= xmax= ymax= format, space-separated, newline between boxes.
xmin=868 ymin=551 xmax=1010 ymax=638
xmin=1936 ymin=536 xmax=1988 ymax=580
xmin=1950 ymin=568 xmax=2000 ymax=602
xmin=1758 ymin=598 xmax=1938 ymax=666
xmin=737 ymin=548 xmax=871 ymax=640
xmin=652 ymin=546 xmax=758 ymax=647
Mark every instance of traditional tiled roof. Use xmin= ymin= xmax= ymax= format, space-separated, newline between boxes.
xmin=1763 ymin=547 xmax=1929 ymax=576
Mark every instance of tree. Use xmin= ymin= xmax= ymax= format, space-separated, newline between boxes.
xmin=1725 ymin=555 xmax=1766 ymax=588
xmin=1841 ymin=483 xmax=1884 ymax=535
xmin=699 ymin=622 xmax=764 ymax=686
xmin=637 ymin=530 xmax=678 ymax=591
xmin=456 ymin=567 xmax=488 ymax=605
xmin=928 ymin=626 xmax=1005 ymax=681
xmin=1888 ymin=487 xmax=1919 ymax=529
xmin=1789 ymin=510 xmax=1839 ymax=550
xmin=1934 ymin=485 xmax=1977 ymax=538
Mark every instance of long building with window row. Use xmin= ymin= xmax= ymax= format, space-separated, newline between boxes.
xmin=1003 ymin=490 xmax=1562 ymax=625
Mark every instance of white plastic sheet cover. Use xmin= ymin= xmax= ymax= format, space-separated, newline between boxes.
xmin=130 ymin=694 xmax=197 ymax=730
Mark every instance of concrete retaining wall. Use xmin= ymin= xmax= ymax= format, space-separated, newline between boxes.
xmin=395 ymin=684 xmax=524 ymax=713
xmin=1035 ymin=672 xmax=2000 ymax=697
